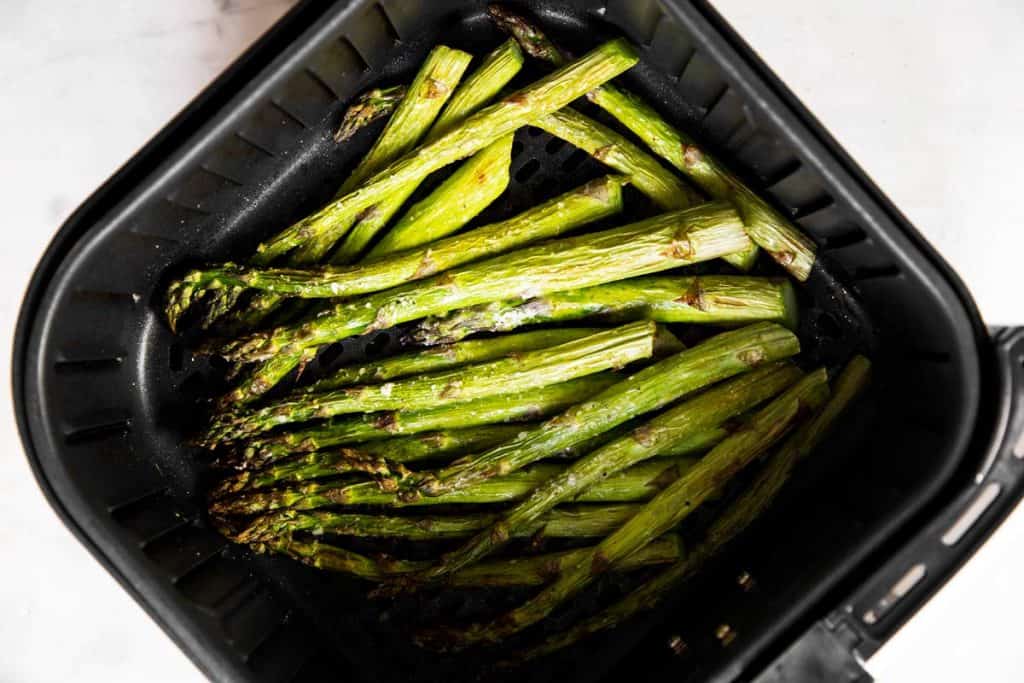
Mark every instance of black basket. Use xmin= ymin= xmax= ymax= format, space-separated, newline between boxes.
xmin=13 ymin=1 xmax=1024 ymax=682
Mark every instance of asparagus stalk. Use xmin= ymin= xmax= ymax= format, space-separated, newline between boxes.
xmin=490 ymin=6 xmax=819 ymax=279
xmin=334 ymin=39 xmax=526 ymax=263
xmin=252 ymin=39 xmax=639 ymax=264
xmin=258 ymin=534 xmax=681 ymax=586
xmin=166 ymin=175 xmax=627 ymax=327
xmin=361 ymin=136 xmax=514 ymax=259
xmin=333 ymin=85 xmax=408 ymax=143
xmin=420 ymin=370 xmax=829 ymax=649
xmin=210 ymin=457 xmax=698 ymax=516
xmin=406 ymin=322 xmax=799 ymax=500
xmin=219 ymin=201 xmax=749 ymax=364
xmin=224 ymin=374 xmax=618 ymax=471
xmin=532 ymin=108 xmax=701 ymax=210
xmin=306 ymin=328 xmax=602 ymax=393
xmin=413 ymin=276 xmax=799 ymax=344
xmin=519 ymin=356 xmax=871 ymax=660
xmin=203 ymin=321 xmax=660 ymax=443
xmin=236 ymin=503 xmax=647 ymax=544
xmin=417 ymin=362 xmax=801 ymax=581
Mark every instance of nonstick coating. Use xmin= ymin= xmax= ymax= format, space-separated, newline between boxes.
xmin=15 ymin=1 xmax=984 ymax=682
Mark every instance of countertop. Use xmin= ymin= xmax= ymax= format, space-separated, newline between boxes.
xmin=1 ymin=1 xmax=1021 ymax=681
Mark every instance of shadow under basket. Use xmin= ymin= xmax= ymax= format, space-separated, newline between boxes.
xmin=13 ymin=1 xmax=1024 ymax=682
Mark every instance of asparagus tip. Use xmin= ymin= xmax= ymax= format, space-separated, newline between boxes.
xmin=487 ymin=5 xmax=563 ymax=64
xmin=334 ymin=84 xmax=408 ymax=143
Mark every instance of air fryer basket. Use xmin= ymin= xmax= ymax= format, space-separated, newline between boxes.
xmin=13 ymin=1 xmax=1024 ymax=681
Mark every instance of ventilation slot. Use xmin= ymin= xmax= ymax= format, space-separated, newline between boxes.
xmin=142 ymin=525 xmax=227 ymax=581
xmin=942 ymin=483 xmax=1001 ymax=546
xmin=234 ymin=131 xmax=277 ymax=159
xmin=111 ymin=490 xmax=185 ymax=543
xmin=54 ymin=356 xmax=123 ymax=375
xmin=305 ymin=39 xmax=365 ymax=100
xmin=178 ymin=555 xmax=257 ymax=612
xmin=376 ymin=0 xmax=419 ymax=42
xmin=344 ymin=5 xmax=399 ymax=73
xmin=163 ymin=197 xmax=212 ymax=219
xmin=247 ymin=619 xmax=318 ymax=682
xmin=647 ymin=15 xmax=695 ymax=76
xmin=907 ymin=349 xmax=952 ymax=363
xmin=268 ymin=100 xmax=309 ymax=131
xmin=606 ymin=0 xmax=663 ymax=46
xmin=223 ymin=588 xmax=289 ymax=657
xmin=862 ymin=563 xmax=927 ymax=625
xmin=790 ymin=195 xmax=835 ymax=221
xmin=64 ymin=419 xmax=131 ymax=445
xmin=69 ymin=289 xmax=139 ymax=307
xmin=761 ymin=160 xmax=802 ymax=189
xmin=853 ymin=264 xmax=902 ymax=281
xmin=303 ymin=68 xmax=338 ymax=102
xmin=821 ymin=227 xmax=867 ymax=251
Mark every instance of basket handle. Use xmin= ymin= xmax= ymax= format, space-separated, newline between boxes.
xmin=753 ymin=326 xmax=1024 ymax=683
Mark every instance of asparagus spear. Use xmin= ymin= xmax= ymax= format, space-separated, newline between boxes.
xmin=306 ymin=328 xmax=602 ymax=393
xmin=532 ymin=108 xmax=701 ymax=210
xmin=224 ymin=374 xmax=619 ymax=471
xmin=334 ymin=39 xmax=526 ymax=263
xmin=219 ymin=201 xmax=749 ymax=364
xmin=253 ymin=39 xmax=639 ymax=264
xmin=236 ymin=503 xmax=647 ymax=544
xmin=491 ymin=6 xmax=820 ymax=279
xmin=406 ymin=322 xmax=799 ymax=500
xmin=417 ymin=362 xmax=801 ymax=581
xmin=210 ymin=457 xmax=698 ymax=516
xmin=333 ymin=85 xmax=408 ymax=143
xmin=519 ymin=356 xmax=871 ymax=660
xmin=413 ymin=276 xmax=799 ymax=345
xmin=420 ymin=370 xmax=828 ymax=649
xmin=166 ymin=175 xmax=627 ymax=326
xmin=361 ymin=135 xmax=514 ymax=259
xmin=258 ymin=534 xmax=681 ymax=586
xmin=203 ymin=321 xmax=661 ymax=443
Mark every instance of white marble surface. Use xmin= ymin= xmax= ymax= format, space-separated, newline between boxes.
xmin=0 ymin=1 xmax=1021 ymax=681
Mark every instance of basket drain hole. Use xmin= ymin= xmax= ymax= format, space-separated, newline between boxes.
xmin=515 ymin=159 xmax=541 ymax=183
